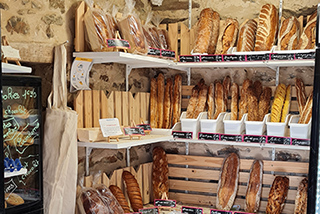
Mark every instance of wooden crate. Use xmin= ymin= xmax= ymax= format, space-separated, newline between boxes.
xmin=74 ymin=90 xmax=150 ymax=128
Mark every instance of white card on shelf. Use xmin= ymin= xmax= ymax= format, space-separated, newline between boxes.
xmin=2 ymin=46 xmax=21 ymax=59
xmin=99 ymin=118 xmax=123 ymax=137
xmin=70 ymin=57 xmax=93 ymax=92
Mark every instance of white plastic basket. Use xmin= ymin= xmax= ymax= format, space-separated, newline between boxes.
xmin=180 ymin=112 xmax=204 ymax=139
xmin=245 ymin=114 xmax=268 ymax=135
xmin=289 ymin=115 xmax=311 ymax=139
xmin=223 ymin=113 xmax=246 ymax=135
xmin=200 ymin=112 xmax=226 ymax=133
xmin=266 ymin=114 xmax=290 ymax=137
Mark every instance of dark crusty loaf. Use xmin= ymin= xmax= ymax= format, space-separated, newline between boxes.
xmin=122 ymin=171 xmax=143 ymax=212
xmin=213 ymin=82 xmax=226 ymax=119
xmin=207 ymin=83 xmax=215 ymax=119
xmin=79 ymin=189 xmax=110 ymax=214
xmin=109 ymin=185 xmax=131 ymax=213
xmin=237 ymin=19 xmax=257 ymax=52
xmin=247 ymin=87 xmax=259 ymax=121
xmin=186 ymin=85 xmax=200 ymax=119
xmin=150 ymin=78 xmax=157 ymax=128
xmin=152 ymin=147 xmax=169 ymax=200
xmin=216 ymin=19 xmax=239 ymax=54
xmin=258 ymin=87 xmax=272 ymax=121
xmin=266 ymin=176 xmax=289 ymax=214
xmin=230 ymin=83 xmax=239 ymax=120
xmin=96 ymin=184 xmax=124 ymax=214
xmin=193 ymin=84 xmax=208 ymax=118
xmin=294 ymin=177 xmax=308 ymax=214
xmin=239 ymin=79 xmax=252 ymax=120
xmin=295 ymin=78 xmax=307 ymax=115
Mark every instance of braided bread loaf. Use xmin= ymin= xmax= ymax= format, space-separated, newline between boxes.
xmin=152 ymin=147 xmax=169 ymax=200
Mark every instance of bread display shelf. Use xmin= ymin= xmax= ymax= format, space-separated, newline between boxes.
xmin=2 ymin=63 xmax=32 ymax=74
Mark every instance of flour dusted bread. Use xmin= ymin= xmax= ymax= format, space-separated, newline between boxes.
xmin=193 ymin=85 xmax=208 ymax=118
xmin=223 ymin=76 xmax=231 ymax=110
xmin=295 ymin=78 xmax=307 ymax=115
xmin=157 ymin=73 xmax=165 ymax=127
xmin=266 ymin=176 xmax=289 ymax=214
xmin=239 ymin=79 xmax=252 ymax=120
xmin=297 ymin=11 xmax=317 ymax=49
xmin=152 ymin=147 xmax=169 ymax=200
xmin=298 ymin=91 xmax=313 ymax=124
xmin=270 ymin=84 xmax=286 ymax=122
xmin=213 ymin=82 xmax=226 ymax=119
xmin=245 ymin=160 xmax=263 ymax=213
xmin=150 ymin=78 xmax=157 ymax=128
xmin=230 ymin=83 xmax=239 ymax=120
xmin=294 ymin=177 xmax=308 ymax=214
xmin=163 ymin=78 xmax=173 ymax=128
xmin=186 ymin=85 xmax=199 ymax=119
xmin=208 ymin=11 xmax=221 ymax=54
xmin=122 ymin=171 xmax=143 ymax=212
xmin=109 ymin=185 xmax=131 ymax=213
xmin=255 ymin=4 xmax=279 ymax=51
xmin=172 ymin=74 xmax=182 ymax=125
xmin=216 ymin=19 xmax=239 ymax=54
xmin=278 ymin=16 xmax=300 ymax=50
xmin=237 ymin=19 xmax=257 ymax=52
xmin=258 ymin=87 xmax=272 ymax=121
xmin=247 ymin=87 xmax=259 ymax=121
xmin=216 ymin=153 xmax=240 ymax=210
xmin=207 ymin=83 xmax=215 ymax=119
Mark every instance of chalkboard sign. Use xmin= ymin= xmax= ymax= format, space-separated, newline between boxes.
xmin=198 ymin=132 xmax=220 ymax=141
xmin=295 ymin=52 xmax=315 ymax=60
xmin=270 ymin=53 xmax=295 ymax=60
xmin=154 ymin=199 xmax=176 ymax=207
xmin=148 ymin=48 xmax=161 ymax=56
xmin=210 ymin=209 xmax=233 ymax=214
xmin=136 ymin=124 xmax=152 ymax=131
xmin=220 ymin=134 xmax=243 ymax=142
xmin=179 ymin=55 xmax=201 ymax=62
xmin=267 ymin=136 xmax=291 ymax=145
xmin=106 ymin=39 xmax=130 ymax=48
xmin=161 ymin=50 xmax=175 ymax=58
xmin=123 ymin=127 xmax=145 ymax=135
xmin=243 ymin=135 xmax=266 ymax=143
xmin=181 ymin=206 xmax=203 ymax=214
xmin=223 ymin=54 xmax=246 ymax=62
xmin=291 ymin=138 xmax=310 ymax=146
xmin=246 ymin=54 xmax=269 ymax=61
xmin=201 ymin=55 xmax=223 ymax=62
xmin=172 ymin=131 xmax=193 ymax=139
xmin=139 ymin=207 xmax=159 ymax=214
xmin=234 ymin=212 xmax=253 ymax=214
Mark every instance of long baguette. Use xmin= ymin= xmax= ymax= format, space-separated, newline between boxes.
xmin=295 ymin=78 xmax=306 ymax=115
xmin=186 ymin=86 xmax=199 ymax=118
xmin=163 ymin=78 xmax=173 ymax=128
xmin=270 ymin=84 xmax=286 ymax=122
xmin=258 ymin=87 xmax=272 ymax=121
xmin=298 ymin=91 xmax=313 ymax=124
xmin=230 ymin=83 xmax=239 ymax=120
xmin=239 ymin=79 xmax=252 ymax=120
xmin=213 ymin=82 xmax=225 ymax=119
xmin=150 ymin=78 xmax=157 ymax=128
xmin=157 ymin=73 xmax=165 ymax=128
xmin=172 ymin=75 xmax=182 ymax=125
xmin=207 ymin=83 xmax=215 ymax=119
xmin=280 ymin=85 xmax=291 ymax=122
xmin=193 ymin=85 xmax=208 ymax=118
xmin=247 ymin=87 xmax=259 ymax=121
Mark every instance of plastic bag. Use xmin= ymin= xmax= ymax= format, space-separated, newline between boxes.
xmin=77 ymin=188 xmax=112 ymax=214
xmin=143 ymin=12 xmax=161 ymax=49
xmin=118 ymin=0 xmax=148 ymax=54
xmin=153 ymin=15 xmax=171 ymax=50
xmin=95 ymin=184 xmax=124 ymax=214
xmin=103 ymin=3 xmax=119 ymax=39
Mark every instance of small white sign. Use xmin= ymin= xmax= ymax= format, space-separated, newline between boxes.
xmin=99 ymin=118 xmax=123 ymax=137
xmin=2 ymin=46 xmax=21 ymax=59
xmin=70 ymin=57 xmax=93 ymax=92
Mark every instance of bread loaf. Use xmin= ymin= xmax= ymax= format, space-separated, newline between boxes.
xmin=216 ymin=153 xmax=240 ymax=211
xmin=231 ymin=83 xmax=239 ymax=120
xmin=109 ymin=185 xmax=131 ymax=213
xmin=239 ymin=79 xmax=252 ymax=120
xmin=258 ymin=87 xmax=272 ymax=121
xmin=278 ymin=16 xmax=300 ymax=50
xmin=295 ymin=78 xmax=307 ymax=115
xmin=157 ymin=73 xmax=165 ymax=128
xmin=149 ymin=27 xmax=162 ymax=49
xmin=247 ymin=87 xmax=259 ymax=121
xmin=253 ymin=80 xmax=263 ymax=99
xmin=266 ymin=176 xmax=289 ymax=214
xmin=297 ymin=11 xmax=317 ymax=49
xmin=223 ymin=76 xmax=231 ymax=110
xmin=186 ymin=86 xmax=200 ymax=118
xmin=270 ymin=84 xmax=286 ymax=122
xmin=96 ymin=184 xmax=124 ymax=214
xmin=193 ymin=85 xmax=208 ymax=118
xmin=245 ymin=160 xmax=263 ymax=213
xmin=213 ymin=82 xmax=226 ymax=119
xmin=237 ymin=19 xmax=257 ymax=52
xmin=122 ymin=171 xmax=143 ymax=212
xmin=150 ymin=78 xmax=157 ymax=128
xmin=163 ymin=78 xmax=173 ymax=128
xmin=152 ymin=147 xmax=169 ymax=200
xmin=172 ymin=74 xmax=182 ymax=125
xmin=280 ymin=85 xmax=291 ymax=122
xmin=207 ymin=83 xmax=215 ymax=119
xmin=216 ymin=19 xmax=239 ymax=54
xmin=298 ymin=91 xmax=313 ymax=124
xmin=193 ymin=8 xmax=215 ymax=54
xmin=158 ymin=28 xmax=171 ymax=50
xmin=79 ymin=189 xmax=109 ymax=214
xmin=208 ymin=11 xmax=221 ymax=54
xmin=143 ymin=26 xmax=157 ymax=48
xmin=255 ymin=4 xmax=279 ymax=51
xmin=294 ymin=177 xmax=308 ymax=214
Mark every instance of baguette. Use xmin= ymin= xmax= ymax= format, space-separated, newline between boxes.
xmin=230 ymin=83 xmax=239 ymax=120
xmin=150 ymin=78 xmax=157 ymax=128
xmin=163 ymin=78 xmax=173 ymax=128
xmin=208 ymin=11 xmax=221 ymax=54
xmin=245 ymin=160 xmax=263 ymax=213
xmin=193 ymin=85 xmax=208 ymax=118
xmin=258 ymin=87 xmax=272 ymax=121
xmin=294 ymin=177 xmax=308 ymax=214
xmin=297 ymin=11 xmax=317 ymax=49
xmin=216 ymin=153 xmax=240 ymax=210
xmin=255 ymin=4 xmax=279 ymax=51
xmin=270 ymin=84 xmax=286 ymax=122
xmin=152 ymin=147 xmax=169 ymax=200
xmin=237 ymin=19 xmax=257 ymax=52
xmin=223 ymin=76 xmax=231 ymax=111
xmin=213 ymin=82 xmax=226 ymax=119
xmin=280 ymin=85 xmax=291 ymax=122
xmin=295 ymin=78 xmax=307 ymax=115
xmin=186 ymin=86 xmax=199 ymax=118
xmin=278 ymin=16 xmax=300 ymax=50
xmin=239 ymin=79 xmax=252 ymax=120
xmin=266 ymin=176 xmax=289 ymax=214
xmin=122 ymin=171 xmax=143 ymax=212
xmin=253 ymin=80 xmax=263 ymax=99
xmin=207 ymin=83 xmax=215 ymax=119
xmin=298 ymin=91 xmax=313 ymax=124
xmin=216 ymin=19 xmax=239 ymax=54
xmin=247 ymin=87 xmax=259 ymax=121
xmin=109 ymin=185 xmax=131 ymax=213
xmin=157 ymin=73 xmax=165 ymax=128
xmin=172 ymin=75 xmax=182 ymax=125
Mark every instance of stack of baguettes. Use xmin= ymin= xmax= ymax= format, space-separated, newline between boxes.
xmin=295 ymin=78 xmax=313 ymax=124
xmin=270 ymin=83 xmax=292 ymax=123
xmin=150 ymin=73 xmax=182 ymax=129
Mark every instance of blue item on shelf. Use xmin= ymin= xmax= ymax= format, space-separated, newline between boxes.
xmin=15 ymin=159 xmax=22 ymax=171
xmin=8 ymin=159 xmax=16 ymax=172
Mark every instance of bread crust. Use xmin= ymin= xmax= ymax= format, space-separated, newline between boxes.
xmin=280 ymin=85 xmax=291 ymax=122
xmin=109 ymin=185 xmax=131 ymax=213
xmin=208 ymin=11 xmax=221 ymax=54
xmin=294 ymin=177 xmax=308 ymax=214
xmin=193 ymin=85 xmax=208 ymax=118
xmin=207 ymin=83 xmax=215 ymax=119
xmin=216 ymin=19 xmax=239 ymax=54
xmin=253 ymin=80 xmax=263 ymax=99
xmin=163 ymin=78 xmax=173 ymax=128
xmin=266 ymin=176 xmax=289 ymax=214
xmin=213 ymin=82 xmax=226 ymax=119
xmin=295 ymin=78 xmax=307 ymax=115
xmin=298 ymin=91 xmax=313 ymax=124
xmin=231 ymin=83 xmax=239 ymax=120
xmin=278 ymin=16 xmax=300 ymax=50
xmin=172 ymin=75 xmax=182 ymax=125
xmin=157 ymin=74 xmax=165 ymax=127
xmin=270 ymin=84 xmax=286 ymax=122
xmin=186 ymin=86 xmax=200 ymax=118
xmin=258 ymin=87 xmax=272 ymax=121
xmin=237 ymin=19 xmax=257 ymax=52
xmin=239 ymin=79 xmax=252 ymax=120
xmin=150 ymin=78 xmax=157 ymax=128
xmin=223 ymin=76 xmax=231 ymax=111
xmin=122 ymin=171 xmax=143 ymax=212
xmin=152 ymin=147 xmax=169 ymax=200
xmin=247 ymin=87 xmax=259 ymax=121
xmin=297 ymin=11 xmax=317 ymax=49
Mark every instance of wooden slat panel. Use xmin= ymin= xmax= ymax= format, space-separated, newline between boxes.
xmin=114 ymin=91 xmax=122 ymax=125
xmin=74 ymin=1 xmax=86 ymax=52
xmin=142 ymin=163 xmax=153 ymax=204
xmin=74 ymin=90 xmax=84 ymax=128
xmin=107 ymin=91 xmax=115 ymax=118
xmin=128 ymin=92 xmax=134 ymax=124
xmin=133 ymin=93 xmax=141 ymax=125
xmin=100 ymin=90 xmax=108 ymax=118
xmin=122 ymin=91 xmax=129 ymax=126
xmin=84 ymin=90 xmax=93 ymax=128
xmin=168 ymin=23 xmax=178 ymax=60
xmin=180 ymin=23 xmax=190 ymax=55
xmin=92 ymin=90 xmax=100 ymax=127
xmin=189 ymin=25 xmax=196 ymax=52
xmin=102 ymin=173 xmax=109 ymax=187
xmin=182 ymin=98 xmax=189 ymax=109
xmin=139 ymin=93 xmax=147 ymax=123
xmin=145 ymin=93 xmax=150 ymax=124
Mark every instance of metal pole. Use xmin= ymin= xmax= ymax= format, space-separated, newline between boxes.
xmin=188 ymin=0 xmax=192 ymax=29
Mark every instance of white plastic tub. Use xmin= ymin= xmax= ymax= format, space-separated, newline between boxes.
xmin=245 ymin=114 xmax=268 ymax=135
xmin=200 ymin=112 xmax=226 ymax=133
xmin=223 ymin=113 xmax=246 ymax=135
xmin=289 ymin=115 xmax=311 ymax=139
xmin=180 ymin=112 xmax=204 ymax=139
xmin=266 ymin=114 xmax=290 ymax=137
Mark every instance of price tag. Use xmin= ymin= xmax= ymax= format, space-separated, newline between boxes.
xmin=161 ymin=49 xmax=175 ymax=58
xmin=246 ymin=54 xmax=269 ymax=61
xmin=136 ymin=124 xmax=152 ymax=131
xmin=106 ymin=39 xmax=130 ymax=48
xmin=220 ymin=134 xmax=243 ymax=142
xmin=267 ymin=136 xmax=291 ymax=145
xmin=223 ymin=54 xmax=246 ymax=62
xmin=172 ymin=131 xmax=193 ymax=139
xmin=179 ymin=55 xmax=201 ymax=62
xmin=295 ymin=52 xmax=315 ymax=60
xmin=210 ymin=209 xmax=232 ymax=214
xmin=99 ymin=118 xmax=123 ymax=137
xmin=198 ymin=132 xmax=220 ymax=141
xmin=270 ymin=53 xmax=295 ymax=60
xmin=291 ymin=138 xmax=310 ymax=146
xmin=2 ymin=46 xmax=21 ymax=59
xmin=234 ymin=212 xmax=253 ymax=214
xmin=70 ymin=57 xmax=93 ymax=92
xmin=154 ymin=199 xmax=176 ymax=207
xmin=148 ymin=48 xmax=161 ymax=56
xmin=201 ymin=55 xmax=223 ymax=62
xmin=123 ymin=127 xmax=145 ymax=135
xmin=181 ymin=206 xmax=203 ymax=214
xmin=243 ymin=135 xmax=266 ymax=143
xmin=139 ymin=207 xmax=159 ymax=214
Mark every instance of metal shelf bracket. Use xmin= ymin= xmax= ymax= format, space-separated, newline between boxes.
xmin=126 ymin=65 xmax=132 ymax=92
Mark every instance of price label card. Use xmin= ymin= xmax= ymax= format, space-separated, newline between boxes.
xmin=223 ymin=54 xmax=246 ymax=62
xmin=136 ymin=124 xmax=152 ymax=131
xmin=234 ymin=212 xmax=254 ymax=214
xmin=179 ymin=55 xmax=201 ymax=62
xmin=246 ymin=54 xmax=269 ymax=61
xmin=181 ymin=206 xmax=203 ymax=214
xmin=123 ymin=127 xmax=145 ymax=135
xmin=70 ymin=57 xmax=93 ymax=92
xmin=198 ymin=132 xmax=220 ymax=141
xmin=106 ymin=39 xmax=130 ymax=49
xmin=201 ymin=55 xmax=223 ymax=62
xmin=2 ymin=46 xmax=21 ymax=59
xmin=154 ymin=199 xmax=176 ymax=207
xmin=270 ymin=53 xmax=295 ymax=60
xmin=99 ymin=118 xmax=123 ymax=137
xmin=172 ymin=131 xmax=193 ymax=139
xmin=243 ymin=135 xmax=266 ymax=143
xmin=291 ymin=138 xmax=310 ymax=146
xmin=148 ymin=48 xmax=161 ymax=56
xmin=161 ymin=49 xmax=175 ymax=58
xmin=267 ymin=136 xmax=291 ymax=145
xmin=139 ymin=207 xmax=159 ymax=214
xmin=295 ymin=52 xmax=315 ymax=60
xmin=210 ymin=209 xmax=232 ymax=214
xmin=220 ymin=134 xmax=243 ymax=142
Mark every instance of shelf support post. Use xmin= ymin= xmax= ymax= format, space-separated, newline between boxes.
xmin=85 ymin=147 xmax=93 ymax=176
xmin=187 ymin=68 xmax=191 ymax=86
xmin=275 ymin=67 xmax=280 ymax=86
xmin=126 ymin=65 xmax=132 ymax=92
xmin=126 ymin=147 xmax=131 ymax=167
